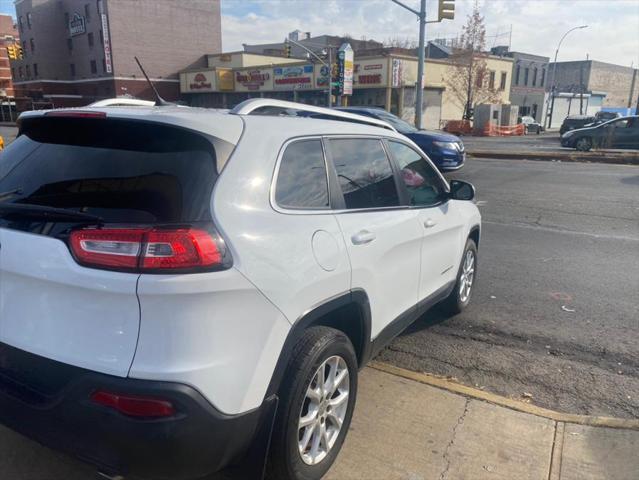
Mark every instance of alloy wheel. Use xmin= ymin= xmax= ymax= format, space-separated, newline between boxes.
xmin=459 ymin=249 xmax=475 ymax=303
xmin=297 ymin=355 xmax=350 ymax=466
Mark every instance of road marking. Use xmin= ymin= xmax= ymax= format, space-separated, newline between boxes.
xmin=483 ymin=220 xmax=639 ymax=242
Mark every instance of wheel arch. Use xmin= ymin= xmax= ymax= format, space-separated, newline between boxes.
xmin=469 ymin=224 xmax=481 ymax=248
xmin=265 ymin=289 xmax=372 ymax=398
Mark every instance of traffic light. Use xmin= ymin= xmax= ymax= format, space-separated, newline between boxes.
xmin=6 ymin=44 xmax=16 ymax=60
xmin=16 ymin=43 xmax=23 ymax=59
xmin=438 ymin=0 xmax=455 ymax=21
xmin=284 ymin=43 xmax=291 ymax=58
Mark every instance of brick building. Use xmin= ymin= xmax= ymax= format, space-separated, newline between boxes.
xmin=11 ymin=0 xmax=222 ymax=108
xmin=0 ymin=14 xmax=19 ymax=99
xmin=549 ymin=60 xmax=639 ymax=112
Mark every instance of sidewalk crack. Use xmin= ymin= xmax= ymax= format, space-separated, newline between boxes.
xmin=439 ymin=397 xmax=470 ymax=480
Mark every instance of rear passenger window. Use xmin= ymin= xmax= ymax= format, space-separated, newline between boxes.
xmin=275 ymin=139 xmax=329 ymax=209
xmin=329 ymin=138 xmax=399 ymax=209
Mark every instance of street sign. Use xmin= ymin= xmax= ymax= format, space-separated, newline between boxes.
xmin=337 ymin=43 xmax=354 ymax=96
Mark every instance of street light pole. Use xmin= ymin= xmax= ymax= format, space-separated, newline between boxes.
xmin=545 ymin=24 xmax=588 ymax=129
xmin=390 ymin=0 xmax=427 ymax=129
xmin=285 ymin=37 xmax=333 ymax=107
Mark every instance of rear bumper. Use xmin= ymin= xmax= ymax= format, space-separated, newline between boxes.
xmin=0 ymin=342 xmax=267 ymax=480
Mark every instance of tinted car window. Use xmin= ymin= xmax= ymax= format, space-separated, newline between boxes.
xmin=329 ymin=138 xmax=400 ymax=209
xmin=388 ymin=141 xmax=446 ymax=206
xmin=275 ymin=139 xmax=329 ymax=209
xmin=0 ymin=117 xmax=219 ymax=226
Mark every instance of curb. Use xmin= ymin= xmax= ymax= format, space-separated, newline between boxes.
xmin=370 ymin=361 xmax=639 ymax=430
xmin=467 ymin=150 xmax=639 ymax=165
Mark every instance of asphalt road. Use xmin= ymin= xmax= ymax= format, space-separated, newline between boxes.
xmin=378 ymin=157 xmax=639 ymax=418
xmin=461 ymin=131 xmax=566 ymax=153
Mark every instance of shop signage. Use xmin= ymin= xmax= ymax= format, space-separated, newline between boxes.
xmin=100 ymin=11 xmax=112 ymax=73
xmin=235 ymin=69 xmax=271 ymax=91
xmin=217 ymin=68 xmax=234 ymax=91
xmin=358 ymin=74 xmax=383 ymax=85
xmin=315 ymin=64 xmax=331 ymax=89
xmin=69 ymin=13 xmax=86 ymax=36
xmin=337 ymin=43 xmax=354 ymax=95
xmin=190 ymin=73 xmax=212 ymax=90
xmin=364 ymin=64 xmax=383 ymax=71
xmin=274 ymin=65 xmax=313 ymax=90
xmin=391 ymin=59 xmax=403 ymax=87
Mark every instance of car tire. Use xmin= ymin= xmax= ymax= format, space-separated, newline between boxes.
xmin=575 ymin=137 xmax=592 ymax=152
xmin=266 ymin=326 xmax=358 ymax=480
xmin=441 ymin=238 xmax=478 ymax=315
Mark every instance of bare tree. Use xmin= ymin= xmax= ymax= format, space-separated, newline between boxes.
xmin=444 ymin=2 xmax=501 ymax=120
xmin=383 ymin=36 xmax=418 ymax=49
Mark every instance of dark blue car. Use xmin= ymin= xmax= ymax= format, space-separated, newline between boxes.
xmin=337 ymin=107 xmax=465 ymax=171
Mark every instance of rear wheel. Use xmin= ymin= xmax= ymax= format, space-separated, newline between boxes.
xmin=575 ymin=137 xmax=592 ymax=151
xmin=267 ymin=327 xmax=358 ymax=480
xmin=441 ymin=238 xmax=477 ymax=315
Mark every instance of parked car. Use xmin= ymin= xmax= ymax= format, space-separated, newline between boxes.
xmin=520 ymin=115 xmax=544 ymax=134
xmin=594 ymin=111 xmax=621 ymax=123
xmin=0 ymin=99 xmax=481 ymax=480
xmin=559 ymin=115 xmax=596 ymax=135
xmin=335 ymin=107 xmax=466 ymax=171
xmin=561 ymin=115 xmax=639 ymax=151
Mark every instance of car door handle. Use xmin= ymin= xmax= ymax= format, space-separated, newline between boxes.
xmin=424 ymin=219 xmax=437 ymax=228
xmin=351 ymin=230 xmax=376 ymax=245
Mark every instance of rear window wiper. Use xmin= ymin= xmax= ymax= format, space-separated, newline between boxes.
xmin=0 ymin=203 xmax=103 ymax=224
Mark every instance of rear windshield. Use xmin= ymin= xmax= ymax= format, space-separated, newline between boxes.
xmin=0 ymin=117 xmax=219 ymax=224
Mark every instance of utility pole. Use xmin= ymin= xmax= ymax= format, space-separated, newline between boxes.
xmin=390 ymin=0 xmax=454 ymax=129
xmin=579 ymin=65 xmax=584 ymax=115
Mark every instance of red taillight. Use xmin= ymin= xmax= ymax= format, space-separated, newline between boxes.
xmin=90 ymin=390 xmax=175 ymax=418
xmin=69 ymin=227 xmax=226 ymax=272
xmin=45 ymin=110 xmax=107 ymax=119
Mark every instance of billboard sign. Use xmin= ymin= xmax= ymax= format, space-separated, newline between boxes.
xmin=273 ymin=65 xmax=314 ymax=90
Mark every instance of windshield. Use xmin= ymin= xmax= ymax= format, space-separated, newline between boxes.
xmin=374 ymin=111 xmax=419 ymax=134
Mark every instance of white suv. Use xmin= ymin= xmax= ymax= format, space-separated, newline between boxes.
xmin=0 ymin=100 xmax=480 ymax=480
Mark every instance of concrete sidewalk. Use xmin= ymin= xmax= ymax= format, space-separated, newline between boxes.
xmin=326 ymin=366 xmax=639 ymax=480
xmin=0 ymin=365 xmax=637 ymax=480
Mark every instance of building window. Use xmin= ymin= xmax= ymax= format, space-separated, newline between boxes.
xmin=99 ymin=29 xmax=104 ymax=44
xmin=88 ymin=32 xmax=94 ymax=47
xmin=524 ymin=67 xmax=530 ymax=85
xmin=67 ymin=38 xmax=73 ymax=51
xmin=18 ymin=16 xmax=23 ymax=32
xmin=541 ymin=68 xmax=546 ymax=87
xmin=30 ymin=38 xmax=35 ymax=52
xmin=33 ymin=63 xmax=38 ymax=77
xmin=27 ymin=12 xmax=33 ymax=29
xmin=85 ymin=3 xmax=91 ymax=21
xmin=18 ymin=66 xmax=23 ymax=78
xmin=21 ymin=40 xmax=26 ymax=57
xmin=11 ymin=67 xmax=15 ymax=79
xmin=500 ymin=72 xmax=507 ymax=90
xmin=70 ymin=63 xmax=76 ymax=77
xmin=515 ymin=64 xmax=520 ymax=85
xmin=102 ymin=57 xmax=106 ymax=72
xmin=476 ymin=70 xmax=484 ymax=88
xmin=90 ymin=59 xmax=97 ymax=74
xmin=25 ymin=65 xmax=31 ymax=78
xmin=489 ymin=71 xmax=495 ymax=89
xmin=532 ymin=67 xmax=538 ymax=86
xmin=64 ymin=12 xmax=69 ymax=26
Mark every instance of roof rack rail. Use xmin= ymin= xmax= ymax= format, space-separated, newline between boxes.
xmin=230 ymin=98 xmax=396 ymax=132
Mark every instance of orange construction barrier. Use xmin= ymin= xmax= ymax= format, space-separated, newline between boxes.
xmin=444 ymin=120 xmax=472 ymax=135
xmin=481 ymin=122 xmax=525 ymax=136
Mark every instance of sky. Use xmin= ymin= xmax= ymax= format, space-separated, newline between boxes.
xmin=0 ymin=0 xmax=637 ymax=67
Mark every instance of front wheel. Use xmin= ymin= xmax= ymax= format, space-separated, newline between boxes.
xmin=267 ymin=327 xmax=358 ymax=480
xmin=575 ymin=137 xmax=592 ymax=151
xmin=441 ymin=238 xmax=477 ymax=315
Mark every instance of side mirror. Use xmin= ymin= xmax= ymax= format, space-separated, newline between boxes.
xmin=449 ymin=180 xmax=475 ymax=201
